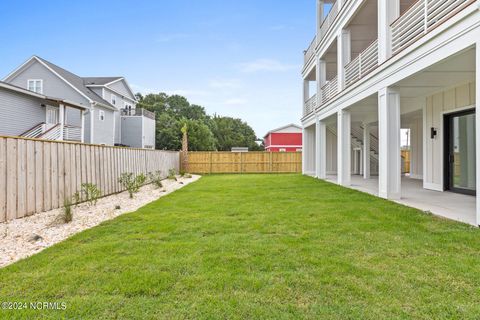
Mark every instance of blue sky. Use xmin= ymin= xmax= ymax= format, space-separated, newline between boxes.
xmin=0 ymin=0 xmax=316 ymax=138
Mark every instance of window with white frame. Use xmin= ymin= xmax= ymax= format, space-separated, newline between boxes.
xmin=27 ymin=79 xmax=43 ymax=94
xmin=111 ymin=94 xmax=116 ymax=105
xmin=279 ymin=148 xmax=286 ymax=152
xmin=296 ymin=148 xmax=303 ymax=152
xmin=99 ymin=110 xmax=105 ymax=121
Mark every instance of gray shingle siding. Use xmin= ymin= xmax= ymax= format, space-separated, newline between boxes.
xmin=0 ymin=87 xmax=46 ymax=136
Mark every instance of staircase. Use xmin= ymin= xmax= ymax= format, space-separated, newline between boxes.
xmin=326 ymin=123 xmax=379 ymax=174
xmin=20 ymin=123 xmax=63 ymax=141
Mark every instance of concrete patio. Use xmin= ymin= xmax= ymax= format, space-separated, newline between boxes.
xmin=325 ymin=175 xmax=477 ymax=226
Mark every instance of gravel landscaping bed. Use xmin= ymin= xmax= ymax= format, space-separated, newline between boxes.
xmin=0 ymin=175 xmax=201 ymax=268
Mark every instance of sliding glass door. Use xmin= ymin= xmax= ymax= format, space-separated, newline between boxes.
xmin=444 ymin=109 xmax=476 ymax=195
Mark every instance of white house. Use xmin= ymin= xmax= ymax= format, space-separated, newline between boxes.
xmin=301 ymin=0 xmax=480 ymax=225
xmin=2 ymin=56 xmax=156 ymax=149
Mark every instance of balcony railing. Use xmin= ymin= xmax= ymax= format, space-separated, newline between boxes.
xmin=304 ymin=94 xmax=317 ymax=116
xmin=121 ymin=108 xmax=156 ymax=120
xmin=345 ymin=39 xmax=379 ymax=87
xmin=319 ymin=1 xmax=339 ymax=40
xmin=321 ymin=76 xmax=339 ymax=105
xmin=63 ymin=125 xmax=82 ymax=142
xmin=304 ymin=36 xmax=317 ymax=65
xmin=391 ymin=0 xmax=471 ymax=55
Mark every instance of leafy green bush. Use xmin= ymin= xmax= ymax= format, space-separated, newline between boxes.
xmin=81 ymin=183 xmax=102 ymax=206
xmin=168 ymin=168 xmax=177 ymax=181
xmin=119 ymin=173 xmax=147 ymax=199
xmin=148 ymin=171 xmax=164 ymax=189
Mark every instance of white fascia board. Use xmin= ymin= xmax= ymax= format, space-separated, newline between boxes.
xmin=97 ymin=77 xmax=137 ymax=102
xmin=2 ymin=56 xmax=36 ymax=81
xmin=87 ymin=84 xmax=137 ymax=104
xmin=32 ymin=57 xmax=95 ymax=104
xmin=93 ymin=101 xmax=117 ymax=111
xmin=0 ymin=81 xmax=45 ymax=99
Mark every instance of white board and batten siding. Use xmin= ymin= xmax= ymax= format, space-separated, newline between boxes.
xmin=424 ymin=81 xmax=476 ymax=190
xmin=0 ymin=136 xmax=180 ymax=223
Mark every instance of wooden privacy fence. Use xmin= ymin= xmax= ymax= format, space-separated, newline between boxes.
xmin=0 ymin=136 xmax=180 ymax=223
xmin=182 ymin=151 xmax=302 ymax=174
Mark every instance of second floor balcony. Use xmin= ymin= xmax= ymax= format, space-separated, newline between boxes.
xmin=302 ymin=0 xmax=474 ymax=118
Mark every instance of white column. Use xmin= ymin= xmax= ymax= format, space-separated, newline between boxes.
xmin=337 ymin=110 xmax=351 ymax=186
xmin=378 ymin=0 xmax=400 ymax=64
xmin=378 ymin=87 xmax=401 ymax=200
xmin=317 ymin=0 xmax=324 ymax=34
xmin=316 ymin=118 xmax=327 ymax=179
xmin=475 ymin=42 xmax=480 ymax=226
xmin=80 ymin=109 xmax=85 ymax=143
xmin=337 ymin=29 xmax=351 ymax=92
xmin=317 ymin=57 xmax=327 ymax=105
xmin=363 ymin=123 xmax=371 ymax=179
xmin=59 ymin=104 xmax=65 ymax=141
xmin=302 ymin=127 xmax=307 ymax=175
xmin=303 ymin=80 xmax=310 ymax=104
xmin=90 ymin=106 xmax=95 ymax=144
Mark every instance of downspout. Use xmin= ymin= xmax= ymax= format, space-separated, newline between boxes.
xmin=90 ymin=102 xmax=96 ymax=144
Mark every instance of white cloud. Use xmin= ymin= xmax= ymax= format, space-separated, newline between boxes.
xmin=238 ymin=59 xmax=298 ymax=73
xmin=130 ymin=85 xmax=211 ymax=98
xmin=166 ymin=89 xmax=211 ymax=97
xmin=209 ymin=79 xmax=242 ymax=89
xmin=130 ymin=84 xmax=158 ymax=95
xmin=224 ymin=98 xmax=248 ymax=106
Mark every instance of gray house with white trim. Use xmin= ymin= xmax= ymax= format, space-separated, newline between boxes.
xmin=0 ymin=81 xmax=87 ymax=141
xmin=2 ymin=56 xmax=155 ymax=149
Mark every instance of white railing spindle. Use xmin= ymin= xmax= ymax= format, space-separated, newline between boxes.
xmin=304 ymin=94 xmax=317 ymax=116
xmin=391 ymin=0 xmax=471 ymax=55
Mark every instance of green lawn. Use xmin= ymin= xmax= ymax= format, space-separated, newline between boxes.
xmin=1 ymin=174 xmax=480 ymax=319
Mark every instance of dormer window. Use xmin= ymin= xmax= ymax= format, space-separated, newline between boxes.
xmin=111 ymin=94 xmax=116 ymax=105
xmin=27 ymin=79 xmax=43 ymax=94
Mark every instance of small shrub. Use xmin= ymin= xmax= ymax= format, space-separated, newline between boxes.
xmin=119 ymin=173 xmax=147 ymax=199
xmin=148 ymin=171 xmax=164 ymax=189
xmin=63 ymin=199 xmax=73 ymax=223
xmin=81 ymin=183 xmax=102 ymax=206
xmin=168 ymin=168 xmax=177 ymax=181
xmin=179 ymin=169 xmax=186 ymax=176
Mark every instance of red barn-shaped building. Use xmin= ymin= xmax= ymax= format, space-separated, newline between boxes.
xmin=263 ymin=124 xmax=302 ymax=152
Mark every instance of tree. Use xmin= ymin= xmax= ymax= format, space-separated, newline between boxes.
xmin=136 ymin=93 xmax=261 ymax=151
xmin=183 ymin=119 xmax=216 ymax=151
xmin=155 ymin=113 xmax=181 ymax=150
xmin=210 ymin=116 xmax=263 ymax=151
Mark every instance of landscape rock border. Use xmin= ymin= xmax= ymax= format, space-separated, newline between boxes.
xmin=0 ymin=175 xmax=201 ymax=268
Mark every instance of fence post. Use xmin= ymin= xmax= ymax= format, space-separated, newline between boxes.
xmin=240 ymin=152 xmax=243 ymax=174
xmin=269 ymin=152 xmax=273 ymax=173
xmin=209 ymin=152 xmax=213 ymax=174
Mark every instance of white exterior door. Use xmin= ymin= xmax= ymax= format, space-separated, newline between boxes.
xmin=46 ymin=106 xmax=59 ymax=125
